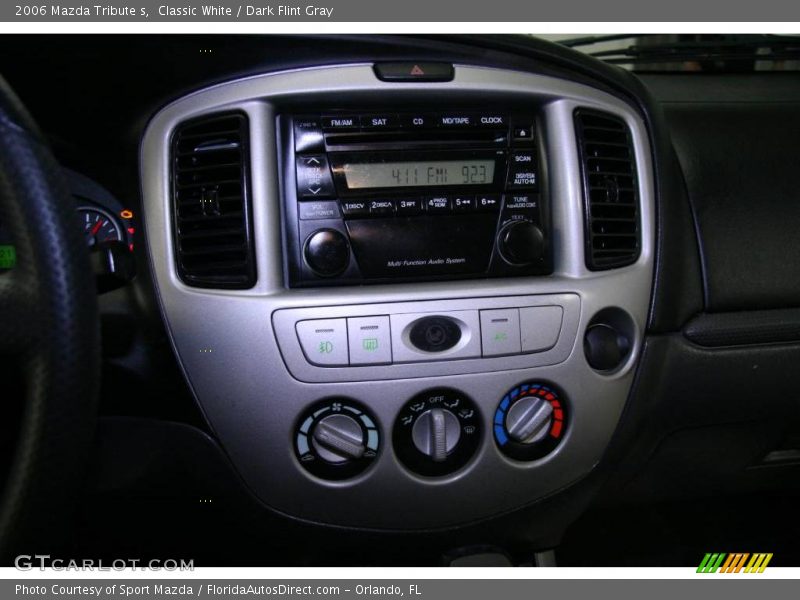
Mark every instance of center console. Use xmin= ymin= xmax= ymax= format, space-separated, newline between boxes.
xmin=141 ymin=63 xmax=654 ymax=531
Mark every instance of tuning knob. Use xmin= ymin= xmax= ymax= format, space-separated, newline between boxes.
xmin=295 ymin=399 xmax=379 ymax=480
xmin=498 ymin=220 xmax=545 ymax=266
xmin=411 ymin=408 xmax=461 ymax=462
xmin=304 ymin=229 xmax=350 ymax=277
xmin=494 ymin=382 xmax=567 ymax=461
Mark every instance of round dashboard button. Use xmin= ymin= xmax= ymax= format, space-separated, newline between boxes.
xmin=303 ymin=229 xmax=350 ymax=277
xmin=408 ymin=316 xmax=461 ymax=352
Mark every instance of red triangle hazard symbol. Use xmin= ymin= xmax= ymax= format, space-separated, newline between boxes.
xmin=410 ymin=64 xmax=425 ymax=76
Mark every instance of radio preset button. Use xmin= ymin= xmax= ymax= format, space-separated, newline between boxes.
xmin=397 ymin=198 xmax=424 ymax=216
xmin=424 ymin=195 xmax=452 ymax=213
xmin=299 ymin=200 xmax=341 ymax=221
xmin=321 ymin=115 xmax=359 ymax=130
xmin=452 ymin=196 xmax=476 ymax=212
xmin=296 ymin=155 xmax=336 ymax=198
xmin=347 ymin=316 xmax=392 ymax=365
xmin=296 ymin=318 xmax=349 ymax=366
xmin=369 ymin=200 xmax=396 ymax=216
xmin=341 ymin=201 xmax=370 ymax=218
xmin=476 ymin=194 xmax=501 ymax=212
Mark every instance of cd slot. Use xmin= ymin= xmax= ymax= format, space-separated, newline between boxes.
xmin=325 ymin=130 xmax=508 ymax=151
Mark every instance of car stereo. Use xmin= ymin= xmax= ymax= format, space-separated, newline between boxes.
xmin=280 ymin=110 xmax=550 ymax=287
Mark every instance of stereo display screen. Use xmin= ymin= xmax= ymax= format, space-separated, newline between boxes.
xmin=342 ymin=159 xmax=495 ymax=189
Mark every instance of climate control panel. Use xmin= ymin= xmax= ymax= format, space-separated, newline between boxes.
xmin=296 ymin=383 xmax=567 ymax=481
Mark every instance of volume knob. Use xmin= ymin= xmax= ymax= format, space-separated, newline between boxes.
xmin=304 ymin=229 xmax=350 ymax=277
xmin=498 ymin=221 xmax=545 ymax=266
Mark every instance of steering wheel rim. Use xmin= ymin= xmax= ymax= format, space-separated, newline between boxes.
xmin=0 ymin=76 xmax=100 ymax=560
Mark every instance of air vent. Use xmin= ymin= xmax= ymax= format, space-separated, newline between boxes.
xmin=574 ymin=109 xmax=641 ymax=270
xmin=171 ymin=112 xmax=256 ymax=288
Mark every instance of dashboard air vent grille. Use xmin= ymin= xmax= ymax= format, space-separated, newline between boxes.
xmin=574 ymin=109 xmax=640 ymax=270
xmin=171 ymin=112 xmax=256 ymax=288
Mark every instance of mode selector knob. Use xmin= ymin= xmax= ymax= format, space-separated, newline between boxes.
xmin=312 ymin=414 xmax=366 ymax=463
xmin=505 ymin=396 xmax=553 ymax=444
xmin=411 ymin=409 xmax=461 ymax=462
xmin=498 ymin=221 xmax=545 ymax=266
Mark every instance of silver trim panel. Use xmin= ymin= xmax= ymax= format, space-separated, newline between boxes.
xmin=140 ymin=63 xmax=655 ymax=530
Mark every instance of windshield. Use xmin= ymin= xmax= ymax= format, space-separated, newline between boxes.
xmin=540 ymin=34 xmax=800 ymax=72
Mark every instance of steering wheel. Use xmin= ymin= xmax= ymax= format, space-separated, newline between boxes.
xmin=0 ymin=76 xmax=100 ymax=560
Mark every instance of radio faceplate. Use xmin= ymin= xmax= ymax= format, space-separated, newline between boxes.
xmin=281 ymin=111 xmax=551 ymax=287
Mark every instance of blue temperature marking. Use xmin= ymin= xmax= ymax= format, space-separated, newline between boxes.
xmin=494 ymin=425 xmax=508 ymax=446
xmin=510 ymin=387 xmax=520 ymax=399
xmin=494 ymin=411 xmax=504 ymax=425
xmin=500 ymin=396 xmax=510 ymax=411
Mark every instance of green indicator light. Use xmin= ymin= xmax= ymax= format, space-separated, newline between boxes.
xmin=0 ymin=245 xmax=16 ymax=269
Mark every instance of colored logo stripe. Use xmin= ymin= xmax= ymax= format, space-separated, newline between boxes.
xmin=697 ymin=553 xmax=773 ymax=573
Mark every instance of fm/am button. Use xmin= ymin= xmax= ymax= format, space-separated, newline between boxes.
xmin=348 ymin=316 xmax=392 ymax=365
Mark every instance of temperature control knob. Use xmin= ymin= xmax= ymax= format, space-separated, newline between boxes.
xmin=295 ymin=399 xmax=379 ymax=480
xmin=394 ymin=388 xmax=481 ymax=476
xmin=498 ymin=220 xmax=545 ymax=266
xmin=494 ymin=382 xmax=567 ymax=461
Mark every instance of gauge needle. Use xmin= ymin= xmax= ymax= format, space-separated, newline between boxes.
xmin=90 ymin=220 xmax=105 ymax=236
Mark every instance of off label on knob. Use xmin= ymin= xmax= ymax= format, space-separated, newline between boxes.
xmin=295 ymin=399 xmax=380 ymax=481
xmin=493 ymin=382 xmax=567 ymax=461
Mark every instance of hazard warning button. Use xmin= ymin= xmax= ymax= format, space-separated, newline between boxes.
xmin=373 ymin=62 xmax=455 ymax=82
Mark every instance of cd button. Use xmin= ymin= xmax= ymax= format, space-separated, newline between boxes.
xmin=369 ymin=199 xmax=396 ymax=216
xmin=400 ymin=114 xmax=436 ymax=129
xmin=341 ymin=201 xmax=370 ymax=218
xmin=424 ymin=195 xmax=452 ymax=213
xmin=452 ymin=196 xmax=476 ymax=212
xmin=396 ymin=198 xmax=424 ymax=216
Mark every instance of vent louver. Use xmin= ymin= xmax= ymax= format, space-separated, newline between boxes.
xmin=171 ymin=112 xmax=256 ymax=288
xmin=574 ymin=109 xmax=641 ymax=270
